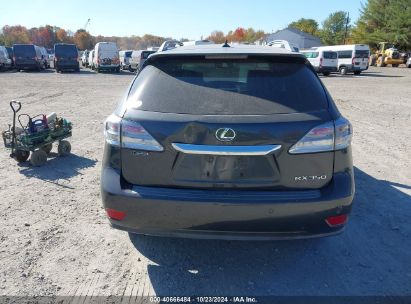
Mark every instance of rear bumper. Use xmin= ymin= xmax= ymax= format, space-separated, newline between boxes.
xmin=353 ymin=65 xmax=368 ymax=71
xmin=55 ymin=64 xmax=79 ymax=70
xmin=97 ymin=64 xmax=120 ymax=70
xmin=15 ymin=63 xmax=40 ymax=70
xmin=101 ymin=167 xmax=355 ymax=240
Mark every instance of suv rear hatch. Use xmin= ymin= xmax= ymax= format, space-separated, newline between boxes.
xmin=119 ymin=55 xmax=336 ymax=190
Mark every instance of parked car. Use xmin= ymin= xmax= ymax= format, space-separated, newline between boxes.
xmin=0 ymin=46 xmax=12 ymax=71
xmin=5 ymin=47 xmax=14 ymax=68
xmin=93 ymin=42 xmax=120 ymax=73
xmin=88 ymin=50 xmax=95 ymax=70
xmin=54 ymin=43 xmax=80 ymax=72
xmin=13 ymin=44 xmax=44 ymax=71
xmin=158 ymin=40 xmax=183 ymax=52
xmin=81 ymin=50 xmax=89 ymax=67
xmin=129 ymin=50 xmax=156 ymax=71
xmin=182 ymin=40 xmax=215 ymax=46
xmin=321 ymin=44 xmax=370 ymax=75
xmin=39 ymin=46 xmax=50 ymax=68
xmin=101 ymin=44 xmax=354 ymax=240
xmin=300 ymin=49 xmax=338 ymax=76
xmin=119 ymin=50 xmax=133 ymax=71
xmin=268 ymin=40 xmax=299 ymax=52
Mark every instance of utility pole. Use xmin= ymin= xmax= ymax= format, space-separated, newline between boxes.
xmin=343 ymin=12 xmax=350 ymax=44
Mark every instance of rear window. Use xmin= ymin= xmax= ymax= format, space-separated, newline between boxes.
xmin=55 ymin=44 xmax=78 ymax=57
xmin=125 ymin=51 xmax=132 ymax=57
xmin=355 ymin=50 xmax=369 ymax=58
xmin=13 ymin=45 xmax=36 ymax=57
xmin=302 ymin=52 xmax=319 ymax=58
xmin=127 ymin=56 xmax=328 ymax=115
xmin=323 ymin=52 xmax=337 ymax=59
xmin=141 ymin=51 xmax=155 ymax=59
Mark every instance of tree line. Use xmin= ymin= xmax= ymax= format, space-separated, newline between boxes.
xmin=1 ymin=0 xmax=409 ymax=51
xmin=0 ymin=25 xmax=170 ymax=51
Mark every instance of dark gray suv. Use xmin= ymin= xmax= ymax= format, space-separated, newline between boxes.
xmin=101 ymin=44 xmax=354 ymax=240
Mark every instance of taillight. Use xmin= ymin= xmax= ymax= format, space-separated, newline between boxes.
xmin=104 ymin=114 xmax=121 ymax=146
xmin=121 ymin=120 xmax=163 ymax=151
xmin=334 ymin=117 xmax=353 ymax=150
xmin=104 ymin=115 xmax=163 ymax=151
xmin=289 ymin=117 xmax=352 ymax=154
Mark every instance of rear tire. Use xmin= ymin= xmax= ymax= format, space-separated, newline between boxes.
xmin=58 ymin=140 xmax=71 ymax=156
xmin=339 ymin=66 xmax=347 ymax=75
xmin=14 ymin=150 xmax=30 ymax=163
xmin=30 ymin=149 xmax=47 ymax=166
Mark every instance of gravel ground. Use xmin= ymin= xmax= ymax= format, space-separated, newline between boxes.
xmin=0 ymin=66 xmax=410 ymax=298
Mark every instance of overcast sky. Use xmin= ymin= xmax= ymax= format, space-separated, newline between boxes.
xmin=1 ymin=0 xmax=362 ymax=39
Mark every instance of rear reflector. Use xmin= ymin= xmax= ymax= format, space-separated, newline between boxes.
xmin=326 ymin=214 xmax=348 ymax=227
xmin=106 ymin=208 xmax=126 ymax=221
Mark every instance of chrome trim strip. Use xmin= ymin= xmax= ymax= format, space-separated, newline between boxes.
xmin=172 ymin=143 xmax=281 ymax=156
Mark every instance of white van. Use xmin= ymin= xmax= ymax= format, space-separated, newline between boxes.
xmin=88 ymin=50 xmax=95 ymax=70
xmin=268 ymin=40 xmax=299 ymax=52
xmin=93 ymin=42 xmax=120 ymax=73
xmin=119 ymin=50 xmax=133 ymax=71
xmin=129 ymin=50 xmax=156 ymax=71
xmin=300 ymin=49 xmax=338 ymax=76
xmin=322 ymin=44 xmax=370 ymax=75
xmin=0 ymin=46 xmax=12 ymax=71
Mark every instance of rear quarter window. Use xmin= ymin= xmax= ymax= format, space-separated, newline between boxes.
xmin=126 ymin=56 xmax=328 ymax=115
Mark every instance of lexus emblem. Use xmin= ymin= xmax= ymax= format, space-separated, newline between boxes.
xmin=215 ymin=128 xmax=236 ymax=141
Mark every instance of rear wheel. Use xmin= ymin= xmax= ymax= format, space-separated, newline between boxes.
xmin=30 ymin=149 xmax=47 ymax=166
xmin=353 ymin=71 xmax=361 ymax=75
xmin=58 ymin=140 xmax=71 ymax=156
xmin=14 ymin=150 xmax=30 ymax=163
xmin=339 ymin=66 xmax=347 ymax=75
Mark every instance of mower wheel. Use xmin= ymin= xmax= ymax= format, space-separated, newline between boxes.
xmin=14 ymin=150 xmax=30 ymax=163
xmin=41 ymin=144 xmax=53 ymax=154
xmin=58 ymin=140 xmax=71 ymax=156
xmin=30 ymin=150 xmax=47 ymax=166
